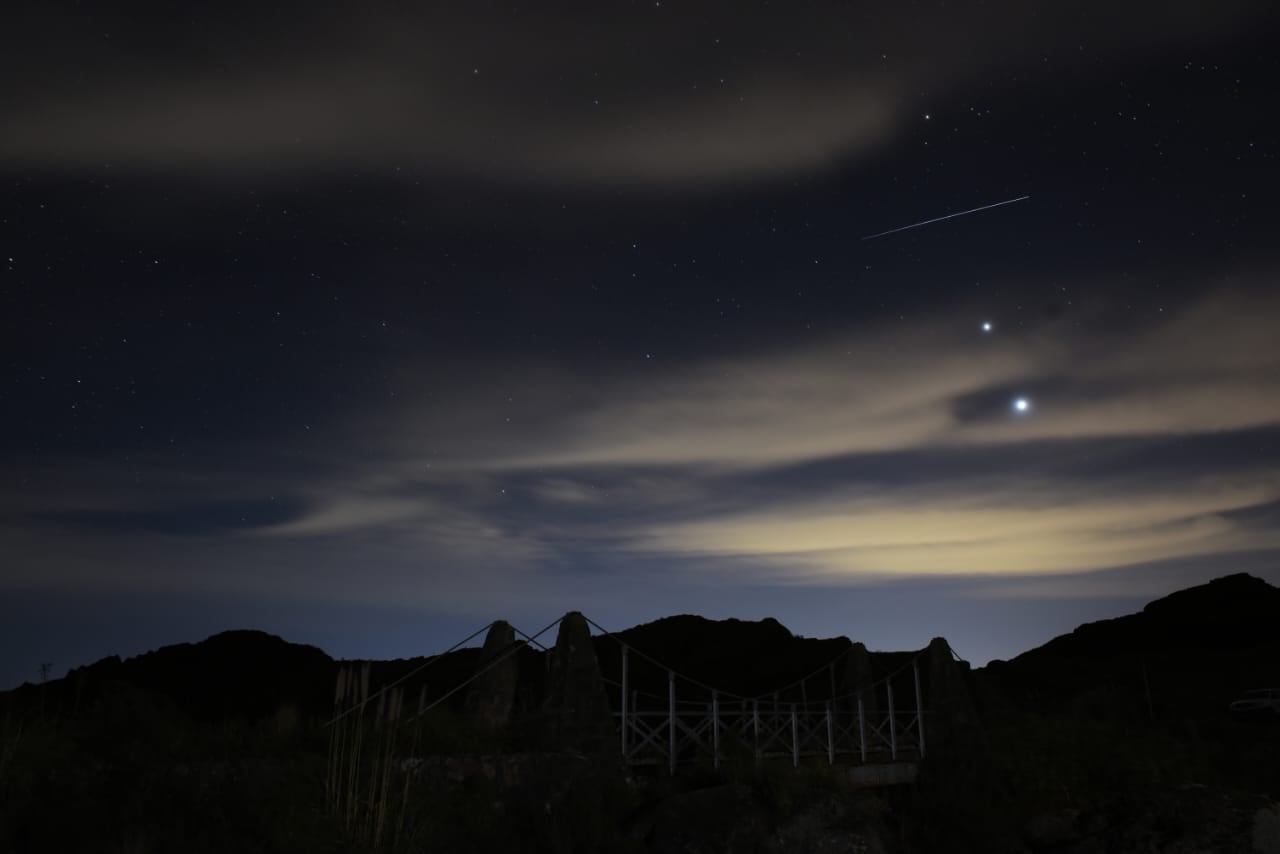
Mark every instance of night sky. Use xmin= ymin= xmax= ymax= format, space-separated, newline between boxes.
xmin=4 ymin=1 xmax=1279 ymax=689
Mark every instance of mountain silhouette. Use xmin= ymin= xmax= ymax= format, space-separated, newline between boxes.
xmin=592 ymin=614 xmax=856 ymax=700
xmin=980 ymin=573 xmax=1280 ymax=720
xmin=6 ymin=573 xmax=1277 ymax=727
xmin=8 ymin=629 xmax=337 ymax=723
xmin=1018 ymin=573 xmax=1280 ymax=660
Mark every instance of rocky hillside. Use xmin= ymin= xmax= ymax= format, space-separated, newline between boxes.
xmin=979 ymin=573 xmax=1280 ymax=722
xmin=5 ymin=614 xmax=925 ymax=727
xmin=4 ymin=574 xmax=1280 ymax=853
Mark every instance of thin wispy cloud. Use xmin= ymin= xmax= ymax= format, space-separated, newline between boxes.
xmin=1 ymin=1 xmax=1264 ymax=183
xmin=454 ymin=288 xmax=1280 ymax=472
xmin=8 ymin=284 xmax=1277 ymax=608
xmin=630 ymin=473 xmax=1280 ymax=579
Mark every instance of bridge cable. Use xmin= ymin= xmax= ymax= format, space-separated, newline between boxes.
xmin=323 ymin=619 xmax=497 ymax=728
xmin=405 ymin=615 xmax=565 ymax=722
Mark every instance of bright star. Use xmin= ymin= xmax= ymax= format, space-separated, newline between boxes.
xmin=981 ymin=321 xmax=993 ymax=333
xmin=1013 ymin=397 xmax=1031 ymax=413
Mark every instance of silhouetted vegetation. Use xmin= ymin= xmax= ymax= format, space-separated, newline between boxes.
xmin=2 ymin=575 xmax=1279 ymax=852
xmin=904 ymin=574 xmax=1280 ymax=853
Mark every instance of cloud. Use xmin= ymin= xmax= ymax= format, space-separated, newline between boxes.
xmin=420 ymin=285 xmax=1279 ymax=585
xmin=955 ymin=553 xmax=1280 ymax=602
xmin=5 ymin=283 xmax=1278 ymax=607
xmin=540 ymin=84 xmax=899 ymax=184
xmin=458 ymin=288 xmax=1280 ymax=472
xmin=530 ymin=478 xmax=608 ymax=505
xmin=252 ymin=493 xmax=425 ymax=537
xmin=629 ymin=472 xmax=1280 ymax=579
xmin=1 ymin=1 xmax=1266 ymax=183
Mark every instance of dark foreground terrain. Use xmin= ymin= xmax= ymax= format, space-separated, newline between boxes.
xmin=2 ymin=573 xmax=1279 ymax=853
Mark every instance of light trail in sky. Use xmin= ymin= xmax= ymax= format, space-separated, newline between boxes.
xmin=861 ymin=195 xmax=1031 ymax=240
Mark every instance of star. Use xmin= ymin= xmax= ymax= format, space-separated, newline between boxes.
xmin=981 ymin=321 xmax=993 ymax=333
xmin=1013 ymin=397 xmax=1031 ymax=413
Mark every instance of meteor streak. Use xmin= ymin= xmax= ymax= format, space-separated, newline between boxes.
xmin=861 ymin=195 xmax=1030 ymax=240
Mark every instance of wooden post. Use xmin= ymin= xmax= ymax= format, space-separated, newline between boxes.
xmin=801 ymin=677 xmax=809 ymax=732
xmin=825 ymin=701 xmax=835 ymax=765
xmin=752 ymin=699 xmax=760 ymax=763
xmin=668 ymin=670 xmax=677 ymax=776
xmin=857 ymin=692 xmax=867 ymax=763
xmin=913 ymin=658 xmax=926 ymax=758
xmin=888 ymin=681 xmax=897 ymax=760
xmin=620 ymin=645 xmax=629 ymax=758
xmin=712 ymin=690 xmax=720 ymax=769
xmin=1142 ymin=659 xmax=1154 ymax=722
xmin=791 ymin=703 xmax=799 ymax=768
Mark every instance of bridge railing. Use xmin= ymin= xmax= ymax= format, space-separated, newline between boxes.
xmin=605 ymin=671 xmax=927 ymax=771
xmin=584 ymin=612 xmax=931 ymax=773
xmin=327 ymin=612 xmax=945 ymax=777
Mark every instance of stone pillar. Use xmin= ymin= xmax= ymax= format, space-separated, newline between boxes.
xmin=540 ymin=612 xmax=615 ymax=754
xmin=925 ymin=636 xmax=981 ymax=752
xmin=465 ymin=620 xmax=519 ymax=731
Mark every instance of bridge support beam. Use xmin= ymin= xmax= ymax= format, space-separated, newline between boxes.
xmin=668 ymin=670 xmax=676 ymax=776
xmin=620 ymin=645 xmax=629 ymax=758
xmin=913 ymin=658 xmax=926 ymax=758
xmin=826 ymin=701 xmax=834 ymax=765
xmin=790 ymin=703 xmax=799 ymax=768
xmin=712 ymin=691 xmax=720 ymax=769
xmin=888 ymin=682 xmax=897 ymax=760
xmin=752 ymin=699 xmax=760 ymax=764
xmin=857 ymin=693 xmax=866 ymax=763
xmin=801 ymin=678 xmax=808 ymax=733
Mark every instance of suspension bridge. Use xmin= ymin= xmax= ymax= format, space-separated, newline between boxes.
xmin=326 ymin=611 xmax=978 ymax=786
